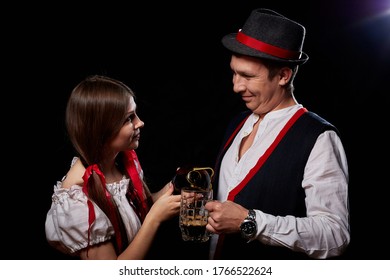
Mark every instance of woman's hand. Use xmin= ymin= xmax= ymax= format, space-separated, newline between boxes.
xmin=147 ymin=182 xmax=181 ymax=224
xmin=151 ymin=181 xmax=174 ymax=202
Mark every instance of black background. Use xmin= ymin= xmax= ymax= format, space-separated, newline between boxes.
xmin=3 ymin=0 xmax=389 ymax=260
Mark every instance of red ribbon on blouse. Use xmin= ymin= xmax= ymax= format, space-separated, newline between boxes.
xmin=123 ymin=150 xmax=149 ymax=221
xmin=82 ymin=150 xmax=149 ymax=254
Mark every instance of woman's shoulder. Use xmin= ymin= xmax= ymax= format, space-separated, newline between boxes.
xmin=62 ymin=157 xmax=86 ymax=189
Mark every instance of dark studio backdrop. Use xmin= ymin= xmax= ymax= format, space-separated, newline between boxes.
xmin=3 ymin=0 xmax=389 ymax=260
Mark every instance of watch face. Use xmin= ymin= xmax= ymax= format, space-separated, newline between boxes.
xmin=241 ymin=220 xmax=256 ymax=236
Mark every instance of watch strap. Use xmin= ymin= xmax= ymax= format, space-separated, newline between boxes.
xmin=246 ymin=209 xmax=256 ymax=221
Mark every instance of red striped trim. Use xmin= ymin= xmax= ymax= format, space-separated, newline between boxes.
xmin=227 ymin=107 xmax=307 ymax=201
xmin=223 ymin=114 xmax=250 ymax=150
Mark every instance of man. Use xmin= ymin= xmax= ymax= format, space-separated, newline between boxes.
xmin=205 ymin=8 xmax=350 ymax=259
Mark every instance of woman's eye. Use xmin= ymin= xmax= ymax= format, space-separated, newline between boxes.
xmin=124 ymin=114 xmax=135 ymax=124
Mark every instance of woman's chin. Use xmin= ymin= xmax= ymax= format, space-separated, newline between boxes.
xmin=129 ymin=141 xmax=139 ymax=150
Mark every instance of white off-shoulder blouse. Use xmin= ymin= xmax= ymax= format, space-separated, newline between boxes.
xmin=45 ymin=158 xmax=142 ymax=255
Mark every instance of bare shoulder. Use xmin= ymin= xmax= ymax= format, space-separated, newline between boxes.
xmin=62 ymin=157 xmax=86 ymax=189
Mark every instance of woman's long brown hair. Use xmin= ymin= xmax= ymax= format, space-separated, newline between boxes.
xmin=66 ymin=75 xmax=152 ymax=254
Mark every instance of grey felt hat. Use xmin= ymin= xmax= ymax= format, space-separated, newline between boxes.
xmin=222 ymin=8 xmax=309 ymax=65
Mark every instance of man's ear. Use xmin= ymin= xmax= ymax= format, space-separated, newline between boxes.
xmin=278 ymin=67 xmax=293 ymax=86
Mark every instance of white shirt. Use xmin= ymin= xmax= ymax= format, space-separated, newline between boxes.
xmin=210 ymin=104 xmax=350 ymax=259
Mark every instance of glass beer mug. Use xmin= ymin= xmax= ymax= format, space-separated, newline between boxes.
xmin=173 ymin=166 xmax=214 ymax=242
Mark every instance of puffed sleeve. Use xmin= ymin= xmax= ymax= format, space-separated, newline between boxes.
xmin=45 ymin=183 xmax=114 ymax=255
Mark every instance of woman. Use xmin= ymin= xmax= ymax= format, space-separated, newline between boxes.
xmin=45 ymin=75 xmax=181 ymax=259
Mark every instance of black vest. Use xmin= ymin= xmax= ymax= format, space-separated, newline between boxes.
xmin=213 ymin=110 xmax=338 ymax=259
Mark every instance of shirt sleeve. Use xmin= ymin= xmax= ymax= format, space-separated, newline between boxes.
xmin=255 ymin=130 xmax=350 ymax=259
xmin=45 ymin=183 xmax=114 ymax=255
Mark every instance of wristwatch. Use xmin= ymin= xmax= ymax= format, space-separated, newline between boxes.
xmin=240 ymin=209 xmax=257 ymax=240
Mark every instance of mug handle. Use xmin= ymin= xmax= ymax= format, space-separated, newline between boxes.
xmin=192 ymin=167 xmax=214 ymax=178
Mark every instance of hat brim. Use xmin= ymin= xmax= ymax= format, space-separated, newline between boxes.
xmin=222 ymin=33 xmax=309 ymax=65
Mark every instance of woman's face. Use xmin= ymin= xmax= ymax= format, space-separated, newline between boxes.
xmin=109 ymin=96 xmax=144 ymax=152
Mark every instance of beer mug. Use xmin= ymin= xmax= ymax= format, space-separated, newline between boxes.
xmin=179 ymin=187 xmax=213 ymax=242
xmin=174 ymin=166 xmax=214 ymax=242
